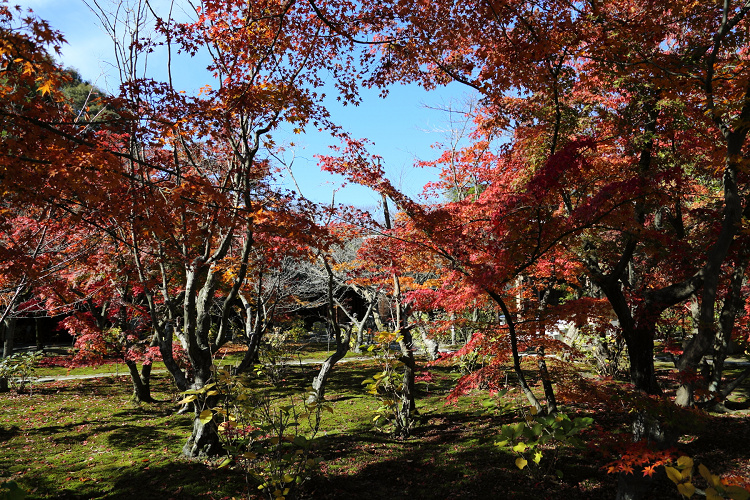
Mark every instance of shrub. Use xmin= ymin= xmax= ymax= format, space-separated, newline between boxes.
xmin=0 ymin=351 xmax=44 ymax=393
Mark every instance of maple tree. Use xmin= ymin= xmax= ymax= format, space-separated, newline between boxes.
xmin=321 ymin=0 xmax=750 ymax=406
xmin=4 ymin=7 xmax=750 ymax=499
xmin=0 ymin=2 xmax=126 ymax=392
xmin=73 ymin=0 xmax=381 ymax=456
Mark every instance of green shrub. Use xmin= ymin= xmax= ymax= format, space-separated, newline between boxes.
xmin=495 ymin=406 xmax=593 ymax=479
xmin=0 ymin=351 xmax=44 ymax=393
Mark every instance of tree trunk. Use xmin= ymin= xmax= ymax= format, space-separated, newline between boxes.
xmin=623 ymin=326 xmax=662 ymax=395
xmin=537 ymin=348 xmax=557 ymax=415
xmin=156 ymin=323 xmax=189 ymax=392
xmin=706 ymin=255 xmax=747 ymax=406
xmin=235 ymin=294 xmax=264 ymax=374
xmin=125 ymin=359 xmax=154 ymax=402
xmin=616 ymin=412 xmax=675 ymax=500
xmin=182 ymin=409 xmax=223 ymax=458
xmin=308 ymin=326 xmax=352 ymax=403
xmin=0 ymin=317 xmax=17 ymax=392
xmin=2 ymin=316 xmax=16 ymax=359
xmin=0 ymin=317 xmax=15 ymax=392
xmin=34 ymin=316 xmax=44 ymax=351
xmin=383 ymin=194 xmax=416 ymax=437
xmin=488 ymin=290 xmax=544 ymax=414
xmin=450 ymin=312 xmax=456 ymax=345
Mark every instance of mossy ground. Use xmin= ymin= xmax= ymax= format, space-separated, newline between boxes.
xmin=2 ymin=346 xmax=749 ymax=499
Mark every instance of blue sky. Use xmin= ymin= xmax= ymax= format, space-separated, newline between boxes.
xmin=18 ymin=0 xmax=476 ymax=208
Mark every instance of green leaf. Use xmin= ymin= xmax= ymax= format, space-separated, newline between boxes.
xmin=726 ymin=486 xmax=750 ymax=500
xmin=217 ymin=457 xmax=232 ymax=468
xmin=706 ymin=487 xmax=724 ymax=500
xmin=533 ymin=451 xmax=542 ymax=464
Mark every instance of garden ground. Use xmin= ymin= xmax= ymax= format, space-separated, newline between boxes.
xmin=1 ymin=346 xmax=749 ymax=499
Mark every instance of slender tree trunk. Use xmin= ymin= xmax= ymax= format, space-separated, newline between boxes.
xmin=676 ymin=123 xmax=747 ymax=405
xmin=450 ymin=312 xmax=456 ymax=345
xmin=309 ymin=326 xmax=352 ymax=403
xmin=156 ymin=322 xmax=189 ymax=391
xmin=0 ymin=317 xmax=15 ymax=392
xmin=34 ymin=316 xmax=44 ymax=351
xmin=235 ymin=293 xmax=264 ymax=374
xmin=397 ymin=327 xmax=417 ymax=416
xmin=705 ymin=255 xmax=747 ymax=407
xmin=308 ymin=260 xmax=352 ymax=403
xmin=537 ymin=348 xmax=557 ymax=415
xmin=125 ymin=359 xmax=154 ymax=402
xmin=488 ymin=290 xmax=544 ymax=414
xmin=383 ymin=195 xmax=416 ymax=437
xmin=2 ymin=317 xmax=15 ymax=359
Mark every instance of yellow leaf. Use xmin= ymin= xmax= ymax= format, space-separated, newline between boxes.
xmin=283 ymin=474 xmax=294 ymax=483
xmin=699 ymin=464 xmax=713 ymax=483
xmin=677 ymin=456 xmax=694 ymax=470
xmin=665 ymin=466 xmax=683 ymax=484
xmin=176 ymin=395 xmax=197 ymax=405
xmin=677 ymin=482 xmax=695 ymax=498
xmin=199 ymin=409 xmax=213 ymax=424
xmin=242 ymin=452 xmax=257 ymax=459
xmin=37 ymin=79 xmax=53 ymax=96
xmin=512 ymin=442 xmax=527 ymax=453
xmin=530 ymin=406 xmax=539 ymax=416
xmin=515 ymin=457 xmax=528 ymax=470
xmin=533 ymin=451 xmax=542 ymax=464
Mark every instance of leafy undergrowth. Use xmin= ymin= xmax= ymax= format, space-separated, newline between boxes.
xmin=1 ymin=356 xmax=749 ymax=499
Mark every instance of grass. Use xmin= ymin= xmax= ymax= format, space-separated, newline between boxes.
xmin=29 ymin=341 xmax=360 ymax=382
xmin=33 ymin=360 xmax=169 ymax=378
xmin=2 ymin=348 xmax=750 ymax=499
